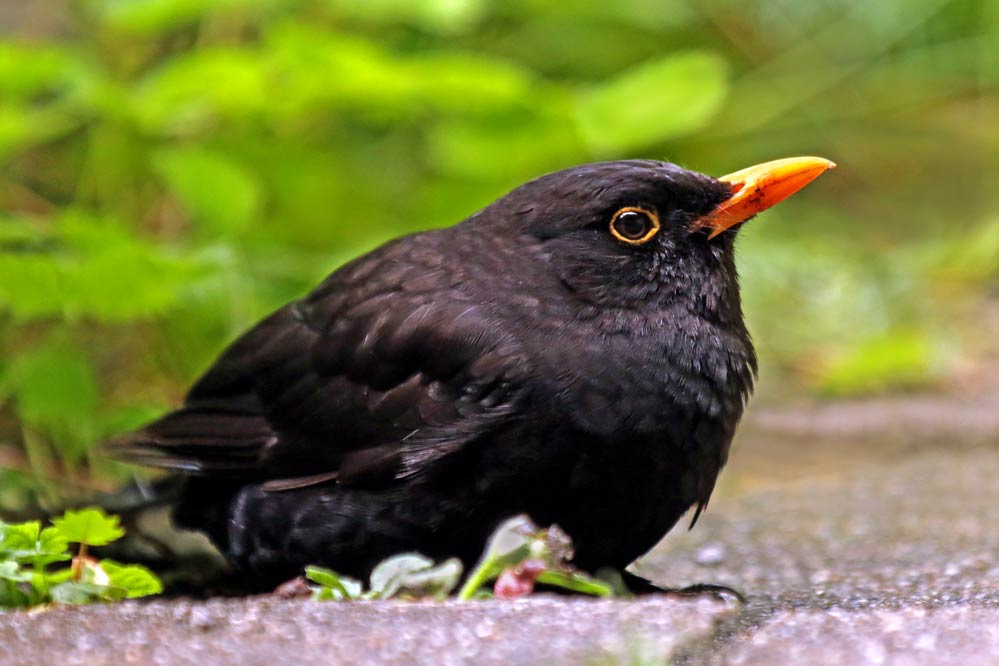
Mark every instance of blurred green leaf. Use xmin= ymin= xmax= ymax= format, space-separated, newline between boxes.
xmin=0 ymin=43 xmax=77 ymax=99
xmin=326 ymin=0 xmax=486 ymax=34
xmin=153 ymin=146 xmax=262 ymax=236
xmin=49 ymin=581 xmax=106 ymax=604
xmin=816 ymin=331 xmax=946 ymax=396
xmin=0 ymin=521 xmax=42 ymax=554
xmin=429 ymin=109 xmax=583 ymax=180
xmin=89 ymin=0 xmax=289 ymax=36
xmin=132 ymin=48 xmax=269 ymax=133
xmin=574 ymin=51 xmax=729 ymax=154
xmin=0 ymin=105 xmax=79 ymax=160
xmin=0 ymin=339 xmax=100 ymax=461
xmin=266 ymin=25 xmax=534 ymax=119
xmin=0 ymin=561 xmax=27 ymax=582
xmin=0 ymin=214 xmax=218 ymax=323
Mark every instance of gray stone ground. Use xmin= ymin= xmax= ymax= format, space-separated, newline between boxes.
xmin=1 ymin=390 xmax=997 ymax=665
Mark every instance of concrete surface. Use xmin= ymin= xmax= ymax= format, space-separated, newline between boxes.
xmin=1 ymin=391 xmax=997 ymax=665
xmin=0 ymin=597 xmax=732 ymax=666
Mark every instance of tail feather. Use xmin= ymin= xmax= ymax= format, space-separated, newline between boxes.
xmin=105 ymin=401 xmax=275 ymax=475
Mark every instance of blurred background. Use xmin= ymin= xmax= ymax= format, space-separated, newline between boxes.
xmin=0 ymin=0 xmax=996 ymax=512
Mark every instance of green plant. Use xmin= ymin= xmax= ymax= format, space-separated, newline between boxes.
xmin=306 ymin=515 xmax=624 ymax=601
xmin=306 ymin=553 xmax=463 ymax=601
xmin=0 ymin=507 xmax=162 ymax=609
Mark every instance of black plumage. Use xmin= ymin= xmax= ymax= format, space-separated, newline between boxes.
xmin=114 ymin=160 xmax=767 ymax=587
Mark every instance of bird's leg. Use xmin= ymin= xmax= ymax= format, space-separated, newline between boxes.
xmin=621 ymin=571 xmax=746 ymax=603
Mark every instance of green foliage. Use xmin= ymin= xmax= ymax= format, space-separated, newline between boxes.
xmin=306 ymin=553 xmax=463 ymax=600
xmin=816 ymin=331 xmax=944 ymax=396
xmin=0 ymin=0 xmax=994 ymax=507
xmin=575 ymin=51 xmax=729 ymax=155
xmin=306 ymin=516 xmax=618 ymax=601
xmin=0 ymin=507 xmax=163 ymax=609
xmin=457 ymin=514 xmax=614 ymax=600
xmin=152 ymin=147 xmax=262 ymax=237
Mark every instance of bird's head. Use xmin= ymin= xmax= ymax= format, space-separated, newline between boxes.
xmin=484 ymin=157 xmax=835 ymax=321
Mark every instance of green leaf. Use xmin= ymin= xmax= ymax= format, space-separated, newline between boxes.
xmin=325 ymin=0 xmax=486 ymax=34
xmin=0 ymin=213 xmax=219 ymax=323
xmin=369 ymin=553 xmax=462 ymax=599
xmin=305 ymin=565 xmax=363 ymax=600
xmin=536 ymin=570 xmax=612 ymax=597
xmin=0 ymin=339 xmax=100 ymax=462
xmin=152 ymin=146 xmax=261 ymax=236
xmin=0 ymin=521 xmax=41 ymax=553
xmin=428 ymin=109 xmax=584 ymax=180
xmin=457 ymin=515 xmax=538 ymax=600
xmin=0 ymin=579 xmax=31 ymax=607
xmin=0 ymin=104 xmax=79 ymax=160
xmin=817 ymin=330 xmax=944 ymax=396
xmin=574 ymin=51 xmax=729 ymax=154
xmin=0 ymin=561 xmax=30 ymax=583
xmin=49 ymin=581 xmax=105 ymax=605
xmin=99 ymin=560 xmax=164 ymax=598
xmin=38 ymin=527 xmax=70 ymax=559
xmin=50 ymin=508 xmax=125 ymax=546
xmin=132 ymin=48 xmax=269 ymax=133
xmin=369 ymin=553 xmax=434 ymax=598
xmin=95 ymin=0 xmax=215 ymax=34
xmin=0 ymin=520 xmax=71 ymax=567
xmin=0 ymin=43 xmax=76 ymax=99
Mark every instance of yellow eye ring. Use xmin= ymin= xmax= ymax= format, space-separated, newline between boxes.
xmin=609 ymin=207 xmax=660 ymax=245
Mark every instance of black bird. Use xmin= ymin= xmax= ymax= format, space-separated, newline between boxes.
xmin=113 ymin=157 xmax=834 ymax=590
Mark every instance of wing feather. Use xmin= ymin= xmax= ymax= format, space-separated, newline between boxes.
xmin=110 ymin=241 xmax=526 ymax=489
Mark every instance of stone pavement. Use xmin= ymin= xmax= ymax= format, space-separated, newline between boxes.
xmin=1 ymin=392 xmax=996 ymax=665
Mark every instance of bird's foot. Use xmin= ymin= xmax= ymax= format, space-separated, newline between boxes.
xmin=663 ymin=582 xmax=745 ymax=604
xmin=621 ymin=571 xmax=745 ymax=604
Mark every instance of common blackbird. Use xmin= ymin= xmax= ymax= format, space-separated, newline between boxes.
xmin=113 ymin=157 xmax=834 ymax=589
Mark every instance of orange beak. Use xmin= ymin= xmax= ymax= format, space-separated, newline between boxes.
xmin=693 ymin=156 xmax=836 ymax=239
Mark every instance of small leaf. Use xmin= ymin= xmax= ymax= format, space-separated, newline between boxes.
xmin=392 ymin=558 xmax=463 ymax=599
xmin=482 ymin=515 xmax=540 ymax=563
xmin=536 ymin=570 xmax=613 ymax=597
xmin=0 ymin=561 xmax=29 ymax=582
xmin=0 ymin=521 xmax=41 ymax=553
xmin=305 ymin=565 xmax=363 ymax=601
xmin=49 ymin=581 xmax=105 ymax=605
xmin=369 ymin=553 xmax=462 ymax=599
xmin=99 ymin=560 xmax=164 ymax=598
xmin=0 ymin=579 xmax=31 ymax=607
xmin=51 ymin=508 xmax=125 ymax=546
xmin=369 ymin=553 xmax=435 ymax=598
xmin=457 ymin=515 xmax=539 ymax=600
xmin=0 ymin=521 xmax=71 ymax=566
xmin=38 ymin=526 xmax=69 ymax=557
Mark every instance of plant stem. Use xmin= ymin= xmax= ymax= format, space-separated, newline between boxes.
xmin=71 ymin=542 xmax=88 ymax=581
xmin=457 ymin=556 xmax=497 ymax=601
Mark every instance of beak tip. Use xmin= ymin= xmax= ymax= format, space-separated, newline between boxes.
xmin=695 ymin=155 xmax=837 ymax=236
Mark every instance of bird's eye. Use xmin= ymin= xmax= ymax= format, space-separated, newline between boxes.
xmin=609 ymin=207 xmax=660 ymax=245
